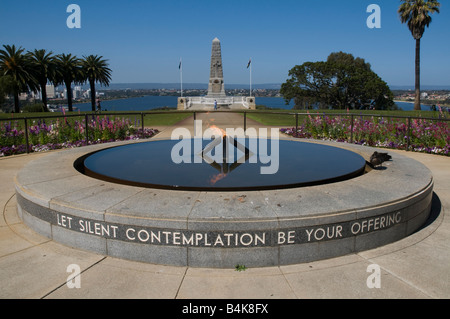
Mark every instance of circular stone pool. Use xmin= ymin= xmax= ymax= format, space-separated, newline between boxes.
xmin=77 ymin=139 xmax=367 ymax=191
xmin=15 ymin=138 xmax=434 ymax=268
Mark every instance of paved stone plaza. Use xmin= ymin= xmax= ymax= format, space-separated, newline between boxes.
xmin=1 ymin=112 xmax=449 ymax=298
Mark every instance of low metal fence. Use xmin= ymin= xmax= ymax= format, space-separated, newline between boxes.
xmin=1 ymin=110 xmax=449 ymax=155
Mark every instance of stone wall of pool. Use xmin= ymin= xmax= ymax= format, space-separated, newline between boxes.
xmin=15 ymin=138 xmax=434 ymax=268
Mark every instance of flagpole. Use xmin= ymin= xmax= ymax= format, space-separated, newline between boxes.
xmin=249 ymin=57 xmax=252 ymax=97
xmin=180 ymin=58 xmax=183 ymax=97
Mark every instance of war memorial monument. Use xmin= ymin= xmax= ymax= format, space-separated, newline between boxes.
xmin=177 ymin=38 xmax=256 ymax=110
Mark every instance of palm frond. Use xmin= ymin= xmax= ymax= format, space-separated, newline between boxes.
xmin=398 ymin=0 xmax=441 ymax=39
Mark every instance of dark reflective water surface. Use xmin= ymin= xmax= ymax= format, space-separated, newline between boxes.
xmin=81 ymin=139 xmax=366 ymax=191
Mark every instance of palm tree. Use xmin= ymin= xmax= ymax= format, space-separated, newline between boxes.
xmin=398 ymin=0 xmax=440 ymax=111
xmin=81 ymin=55 xmax=112 ymax=111
xmin=0 ymin=75 xmax=15 ymax=106
xmin=0 ymin=45 xmax=38 ymax=113
xmin=56 ymin=53 xmax=82 ymax=112
xmin=27 ymin=49 xmax=58 ymax=112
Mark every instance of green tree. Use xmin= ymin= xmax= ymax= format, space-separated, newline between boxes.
xmin=398 ymin=0 xmax=440 ymax=111
xmin=327 ymin=52 xmax=394 ymax=110
xmin=56 ymin=53 xmax=82 ymax=112
xmin=81 ymin=55 xmax=112 ymax=111
xmin=281 ymin=52 xmax=394 ymax=110
xmin=281 ymin=61 xmax=335 ymax=110
xmin=27 ymin=49 xmax=58 ymax=112
xmin=0 ymin=75 xmax=14 ymax=106
xmin=0 ymin=45 xmax=38 ymax=113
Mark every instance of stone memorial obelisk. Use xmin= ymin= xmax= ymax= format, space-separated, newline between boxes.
xmin=207 ymin=37 xmax=226 ymax=98
xmin=177 ymin=37 xmax=255 ymax=110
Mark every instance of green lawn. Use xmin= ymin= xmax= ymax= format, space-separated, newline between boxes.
xmin=1 ymin=108 xmax=444 ymax=128
xmin=143 ymin=111 xmax=193 ymax=126
xmin=0 ymin=110 xmax=193 ymax=127
xmin=244 ymin=109 xmax=444 ymax=126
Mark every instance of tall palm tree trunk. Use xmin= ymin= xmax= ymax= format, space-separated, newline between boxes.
xmin=414 ymin=38 xmax=421 ymax=111
xmin=90 ymin=79 xmax=96 ymax=112
xmin=13 ymin=92 xmax=20 ymax=113
xmin=65 ymin=81 xmax=73 ymax=112
xmin=40 ymin=83 xmax=49 ymax=112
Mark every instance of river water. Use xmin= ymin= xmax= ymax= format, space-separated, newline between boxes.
xmin=72 ymin=96 xmax=431 ymax=112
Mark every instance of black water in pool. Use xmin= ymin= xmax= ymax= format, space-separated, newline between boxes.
xmin=79 ymin=139 xmax=366 ymax=191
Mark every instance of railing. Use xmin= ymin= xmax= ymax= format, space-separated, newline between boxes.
xmin=0 ymin=112 xmax=148 ymax=155
xmin=189 ymin=110 xmax=449 ymax=153
xmin=1 ymin=110 xmax=449 ymax=155
xmin=182 ymin=96 xmax=250 ymax=109
xmin=284 ymin=111 xmax=450 ymax=153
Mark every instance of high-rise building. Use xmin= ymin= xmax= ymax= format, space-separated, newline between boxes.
xmin=73 ymin=86 xmax=82 ymax=99
xmin=83 ymin=89 xmax=91 ymax=99
xmin=46 ymin=84 xmax=55 ymax=98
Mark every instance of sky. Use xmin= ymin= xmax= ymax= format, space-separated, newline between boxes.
xmin=1 ymin=0 xmax=449 ymax=87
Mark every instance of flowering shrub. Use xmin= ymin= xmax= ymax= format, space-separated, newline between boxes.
xmin=280 ymin=113 xmax=450 ymax=156
xmin=0 ymin=115 xmax=159 ymax=157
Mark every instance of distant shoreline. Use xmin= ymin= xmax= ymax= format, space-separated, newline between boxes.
xmin=394 ymin=100 xmax=450 ymax=107
xmin=394 ymin=100 xmax=414 ymax=104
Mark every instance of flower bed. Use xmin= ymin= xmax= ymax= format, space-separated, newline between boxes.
xmin=1 ymin=115 xmax=159 ymax=157
xmin=280 ymin=113 xmax=449 ymax=156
